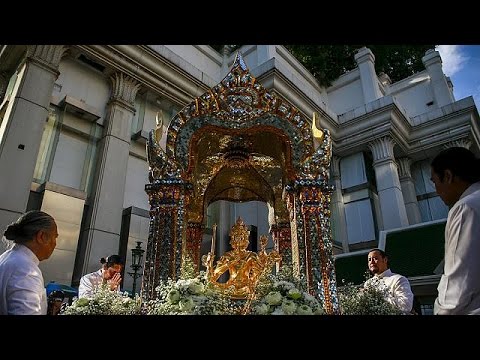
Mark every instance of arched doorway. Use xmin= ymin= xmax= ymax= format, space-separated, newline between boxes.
xmin=143 ymin=53 xmax=339 ymax=313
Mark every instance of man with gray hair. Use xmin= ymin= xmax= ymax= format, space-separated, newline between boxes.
xmin=0 ymin=210 xmax=58 ymax=315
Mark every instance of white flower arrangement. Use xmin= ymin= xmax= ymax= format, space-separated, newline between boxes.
xmin=61 ymin=286 xmax=142 ymax=315
xmin=248 ymin=269 xmax=325 ymax=315
xmin=337 ymin=278 xmax=403 ymax=315
xmin=145 ymin=272 xmax=237 ymax=315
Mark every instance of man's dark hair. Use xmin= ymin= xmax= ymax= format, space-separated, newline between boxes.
xmin=3 ymin=210 xmax=55 ymax=244
xmin=431 ymin=147 xmax=480 ymax=183
xmin=100 ymin=254 xmax=124 ymax=267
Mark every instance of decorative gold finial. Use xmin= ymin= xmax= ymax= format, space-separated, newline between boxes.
xmin=155 ymin=111 xmax=163 ymax=143
xmin=312 ymin=112 xmax=324 ymax=143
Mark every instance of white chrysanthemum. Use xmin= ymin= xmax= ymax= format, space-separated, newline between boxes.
xmin=287 ymin=288 xmax=302 ymax=300
xmin=265 ymin=291 xmax=283 ymax=305
xmin=281 ymin=300 xmax=297 ymax=315
xmin=254 ymin=303 xmax=270 ymax=315
xmin=297 ymin=304 xmax=313 ymax=315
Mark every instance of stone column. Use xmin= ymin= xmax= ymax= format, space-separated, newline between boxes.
xmin=79 ymin=72 xmax=140 ymax=275
xmin=330 ymin=156 xmax=348 ymax=252
xmin=0 ymin=45 xmax=66 ymax=233
xmin=444 ymin=138 xmax=472 ymax=150
xmin=368 ymin=136 xmax=409 ymax=229
xmin=354 ymin=47 xmax=383 ymax=104
xmin=397 ymin=157 xmax=422 ymax=225
xmin=422 ymin=49 xmax=455 ymax=108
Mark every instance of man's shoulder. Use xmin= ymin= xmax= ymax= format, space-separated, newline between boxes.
xmin=0 ymin=248 xmax=31 ymax=269
xmin=389 ymin=272 xmax=410 ymax=285
xmin=451 ymin=189 xmax=480 ymax=214
xmin=81 ymin=270 xmax=101 ymax=281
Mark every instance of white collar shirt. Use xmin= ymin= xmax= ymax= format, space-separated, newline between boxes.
xmin=78 ymin=269 xmax=122 ymax=298
xmin=365 ymin=268 xmax=414 ymax=314
xmin=0 ymin=243 xmax=47 ymax=315
xmin=78 ymin=269 xmax=104 ymax=298
xmin=435 ymin=181 xmax=480 ymax=315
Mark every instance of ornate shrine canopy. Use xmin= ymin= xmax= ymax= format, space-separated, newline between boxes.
xmin=143 ymin=52 xmax=339 ymax=314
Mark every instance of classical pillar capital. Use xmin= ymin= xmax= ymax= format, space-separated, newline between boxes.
xmin=26 ymin=45 xmax=67 ymax=74
xmin=331 ymin=155 xmax=341 ymax=180
xmin=354 ymin=47 xmax=375 ymax=65
xmin=422 ymin=49 xmax=442 ymax=69
xmin=397 ymin=157 xmax=412 ymax=179
xmin=368 ymin=136 xmax=395 ymax=165
xmin=443 ymin=138 xmax=472 ymax=150
xmin=109 ymin=72 xmax=141 ymax=108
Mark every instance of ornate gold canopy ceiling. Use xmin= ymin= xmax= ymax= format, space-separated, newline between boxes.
xmin=148 ymin=52 xmax=331 ymax=224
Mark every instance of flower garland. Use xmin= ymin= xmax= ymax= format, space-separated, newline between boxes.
xmin=337 ymin=278 xmax=404 ymax=315
xmin=61 ymin=286 xmax=142 ymax=315
xmin=145 ymin=273 xmax=237 ymax=315
xmin=247 ymin=268 xmax=325 ymax=315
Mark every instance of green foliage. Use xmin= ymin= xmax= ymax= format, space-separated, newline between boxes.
xmin=285 ymin=45 xmax=434 ymax=86
xmin=285 ymin=45 xmax=357 ymax=87
xmin=209 ymin=45 xmax=434 ymax=87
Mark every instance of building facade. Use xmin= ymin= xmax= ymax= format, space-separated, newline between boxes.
xmin=0 ymin=45 xmax=478 ymax=293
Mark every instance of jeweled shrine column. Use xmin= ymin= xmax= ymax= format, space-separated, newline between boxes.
xmin=186 ymin=222 xmax=204 ymax=273
xmin=142 ymin=180 xmax=190 ymax=300
xmin=286 ymin=182 xmax=339 ymax=315
xmin=270 ymin=222 xmax=292 ymax=269
xmin=285 ymin=187 xmax=306 ymax=280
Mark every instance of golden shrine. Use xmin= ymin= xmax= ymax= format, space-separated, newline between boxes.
xmin=142 ymin=53 xmax=339 ymax=314
xmin=203 ymin=217 xmax=281 ymax=299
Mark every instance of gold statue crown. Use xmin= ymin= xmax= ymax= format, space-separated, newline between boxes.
xmin=229 ymin=217 xmax=250 ymax=239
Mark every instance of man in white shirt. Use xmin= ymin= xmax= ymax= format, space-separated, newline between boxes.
xmin=0 ymin=211 xmax=58 ymax=315
xmin=431 ymin=146 xmax=480 ymax=315
xmin=364 ymin=248 xmax=414 ymax=314
xmin=78 ymin=254 xmax=123 ymax=298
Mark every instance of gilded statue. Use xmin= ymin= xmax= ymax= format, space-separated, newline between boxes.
xmin=203 ymin=217 xmax=281 ymax=299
